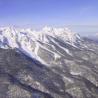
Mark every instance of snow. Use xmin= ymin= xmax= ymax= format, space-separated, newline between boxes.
xmin=47 ymin=36 xmax=72 ymax=56
xmin=34 ymin=42 xmax=39 ymax=56
xmin=0 ymin=26 xmax=80 ymax=64
xmin=70 ymin=71 xmax=81 ymax=75
xmin=63 ymin=76 xmax=74 ymax=83
xmin=42 ymin=26 xmax=80 ymax=44
xmin=54 ymin=53 xmax=61 ymax=60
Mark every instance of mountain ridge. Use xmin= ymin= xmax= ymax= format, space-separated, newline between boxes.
xmin=0 ymin=26 xmax=98 ymax=98
xmin=0 ymin=26 xmax=81 ymax=64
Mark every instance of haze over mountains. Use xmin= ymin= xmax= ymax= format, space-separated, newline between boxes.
xmin=0 ymin=26 xmax=98 ymax=98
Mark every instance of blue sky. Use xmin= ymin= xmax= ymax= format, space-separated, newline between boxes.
xmin=0 ymin=0 xmax=98 ymax=35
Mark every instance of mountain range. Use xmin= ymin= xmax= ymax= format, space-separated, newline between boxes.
xmin=0 ymin=26 xmax=98 ymax=98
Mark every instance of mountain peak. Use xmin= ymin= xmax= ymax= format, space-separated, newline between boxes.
xmin=42 ymin=26 xmax=80 ymax=43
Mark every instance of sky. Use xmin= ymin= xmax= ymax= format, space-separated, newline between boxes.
xmin=0 ymin=0 xmax=98 ymax=35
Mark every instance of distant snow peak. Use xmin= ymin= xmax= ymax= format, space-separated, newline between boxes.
xmin=0 ymin=26 xmax=80 ymax=44
xmin=0 ymin=26 xmax=81 ymax=46
xmin=42 ymin=26 xmax=53 ymax=32
xmin=42 ymin=26 xmax=72 ymax=36
xmin=42 ymin=26 xmax=80 ymax=44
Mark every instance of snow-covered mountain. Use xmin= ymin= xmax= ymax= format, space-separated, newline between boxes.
xmin=0 ymin=26 xmax=81 ymax=64
xmin=1 ymin=26 xmax=98 ymax=98
xmin=0 ymin=26 xmax=80 ymax=45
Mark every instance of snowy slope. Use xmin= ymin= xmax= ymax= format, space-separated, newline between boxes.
xmin=0 ymin=26 xmax=81 ymax=64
